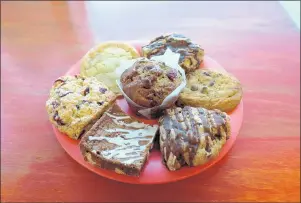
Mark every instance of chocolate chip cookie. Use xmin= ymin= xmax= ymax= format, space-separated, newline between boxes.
xmin=142 ymin=33 xmax=204 ymax=73
xmin=46 ymin=75 xmax=116 ymax=140
xmin=159 ymin=106 xmax=231 ymax=171
xmin=178 ymin=69 xmax=242 ymax=112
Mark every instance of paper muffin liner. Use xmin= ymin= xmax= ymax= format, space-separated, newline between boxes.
xmin=116 ymin=48 xmax=187 ymax=119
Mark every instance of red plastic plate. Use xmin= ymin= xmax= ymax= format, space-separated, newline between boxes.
xmin=53 ymin=42 xmax=243 ymax=184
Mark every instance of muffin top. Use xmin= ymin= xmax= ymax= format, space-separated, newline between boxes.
xmin=142 ymin=33 xmax=204 ymax=73
xmin=120 ymin=58 xmax=182 ymax=108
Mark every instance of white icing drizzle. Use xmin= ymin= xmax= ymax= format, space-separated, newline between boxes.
xmin=105 ymin=112 xmax=147 ymax=128
xmin=89 ymin=112 xmax=158 ymax=165
xmin=105 ymin=112 xmax=131 ymax=121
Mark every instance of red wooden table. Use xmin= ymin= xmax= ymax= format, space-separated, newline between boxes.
xmin=1 ymin=1 xmax=300 ymax=202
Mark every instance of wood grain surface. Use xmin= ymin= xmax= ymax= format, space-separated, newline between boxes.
xmin=1 ymin=1 xmax=300 ymax=202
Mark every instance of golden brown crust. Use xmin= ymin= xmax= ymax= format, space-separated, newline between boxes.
xmin=178 ymin=69 xmax=243 ymax=112
xmin=80 ymin=41 xmax=140 ymax=94
xmin=45 ymin=75 xmax=116 ymax=140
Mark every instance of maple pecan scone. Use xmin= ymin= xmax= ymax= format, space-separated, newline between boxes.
xmin=80 ymin=42 xmax=139 ymax=94
xmin=46 ymin=75 xmax=116 ymax=140
xmin=142 ymin=33 xmax=205 ymax=73
xmin=178 ymin=69 xmax=242 ymax=112
xmin=159 ymin=106 xmax=231 ymax=171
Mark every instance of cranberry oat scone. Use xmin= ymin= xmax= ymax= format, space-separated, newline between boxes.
xmin=159 ymin=106 xmax=231 ymax=171
xmin=46 ymin=75 xmax=116 ymax=140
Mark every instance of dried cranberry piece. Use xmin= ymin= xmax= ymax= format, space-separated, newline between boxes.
xmin=53 ymin=111 xmax=65 ymax=126
xmin=166 ymin=69 xmax=178 ymax=81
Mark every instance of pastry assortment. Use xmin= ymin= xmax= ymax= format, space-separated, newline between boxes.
xmin=46 ymin=34 xmax=243 ymax=177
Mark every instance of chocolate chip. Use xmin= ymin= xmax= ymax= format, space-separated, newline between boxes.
xmin=99 ymin=87 xmax=107 ymax=94
xmin=75 ymin=75 xmax=83 ymax=79
xmin=53 ymin=111 xmax=65 ymax=126
xmin=76 ymin=105 xmax=80 ymax=110
xmin=175 ymin=100 xmax=185 ymax=108
xmin=201 ymin=86 xmax=208 ymax=94
xmin=150 ymin=100 xmax=158 ymax=107
xmin=96 ymin=151 xmax=100 ymax=155
xmin=209 ymin=80 xmax=215 ymax=86
xmin=166 ymin=69 xmax=178 ymax=81
xmin=205 ymin=142 xmax=211 ymax=152
xmin=51 ymin=101 xmax=60 ymax=109
xmin=203 ymin=72 xmax=210 ymax=76
xmin=142 ymin=78 xmax=152 ymax=89
xmin=83 ymin=87 xmax=90 ymax=96
xmin=97 ymin=101 xmax=104 ymax=106
xmin=190 ymin=135 xmax=199 ymax=145
xmin=144 ymin=65 xmax=154 ymax=71
xmin=191 ymin=85 xmax=198 ymax=91
xmin=176 ymin=133 xmax=182 ymax=139
xmin=79 ymin=130 xmax=86 ymax=137
xmin=59 ymin=91 xmax=72 ymax=97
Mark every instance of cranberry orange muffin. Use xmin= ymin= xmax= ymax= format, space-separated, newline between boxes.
xmin=120 ymin=58 xmax=182 ymax=108
xmin=142 ymin=33 xmax=205 ymax=73
xmin=46 ymin=75 xmax=116 ymax=140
